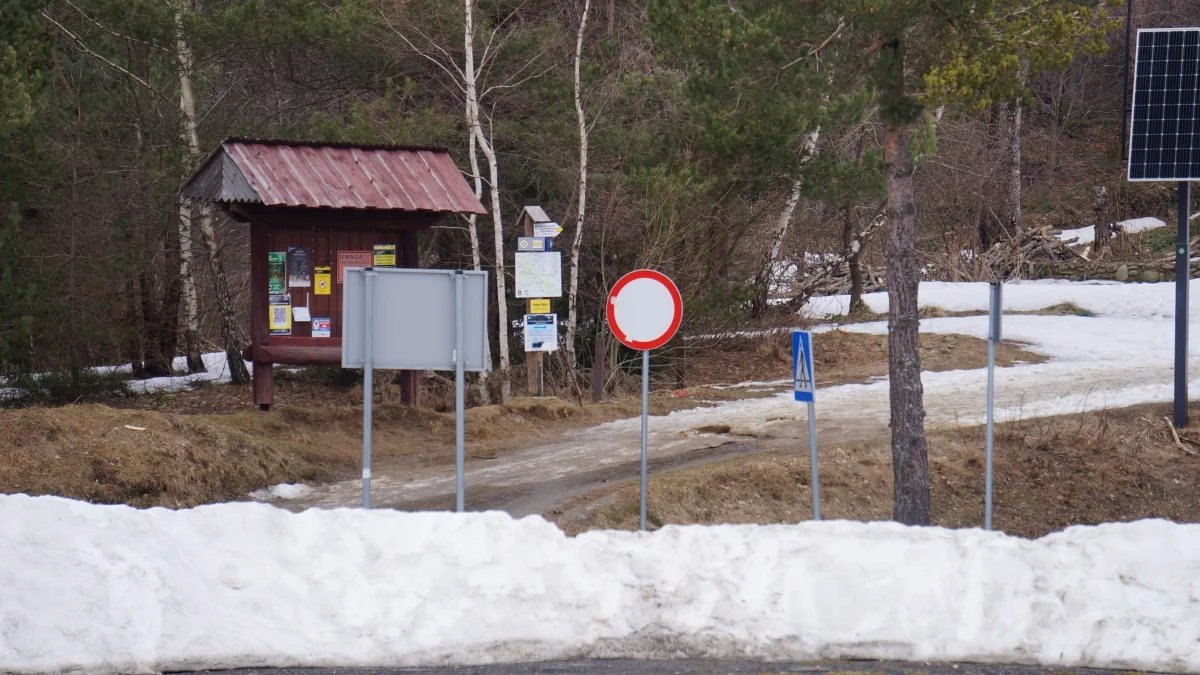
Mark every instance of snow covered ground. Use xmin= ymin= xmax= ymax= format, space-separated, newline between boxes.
xmin=3 ymin=494 xmax=1200 ymax=674
xmin=0 ymin=352 xmax=254 ymax=401
xmin=1055 ymin=216 xmax=1167 ymax=245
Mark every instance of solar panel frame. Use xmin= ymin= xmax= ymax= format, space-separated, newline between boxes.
xmin=1127 ymin=28 xmax=1200 ymax=182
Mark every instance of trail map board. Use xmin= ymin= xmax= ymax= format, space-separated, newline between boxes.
xmin=1128 ymin=28 xmax=1200 ymax=181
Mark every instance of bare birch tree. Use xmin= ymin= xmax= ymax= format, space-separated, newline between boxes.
xmin=750 ymin=129 xmax=819 ymax=317
xmin=565 ymin=0 xmax=591 ymax=367
xmin=174 ymin=7 xmax=250 ymax=384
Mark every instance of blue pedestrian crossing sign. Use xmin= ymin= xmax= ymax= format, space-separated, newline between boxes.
xmin=793 ymin=330 xmax=815 ymax=403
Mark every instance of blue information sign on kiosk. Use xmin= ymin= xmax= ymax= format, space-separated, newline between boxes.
xmin=793 ymin=329 xmax=815 ymax=403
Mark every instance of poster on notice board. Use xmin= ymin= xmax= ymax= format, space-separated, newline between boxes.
xmin=268 ymin=252 xmax=286 ymax=294
xmin=287 ymin=247 xmax=312 ymax=287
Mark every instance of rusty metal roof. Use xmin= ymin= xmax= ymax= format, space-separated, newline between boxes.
xmin=180 ymin=138 xmax=486 ymax=214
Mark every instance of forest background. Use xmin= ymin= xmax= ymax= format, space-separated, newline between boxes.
xmin=0 ymin=0 xmax=1192 ymax=401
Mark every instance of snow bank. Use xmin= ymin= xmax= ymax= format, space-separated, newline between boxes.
xmin=804 ymin=278 xmax=1197 ymax=319
xmin=3 ymin=495 xmax=1200 ymax=674
xmin=1057 ymin=216 xmax=1167 ymax=245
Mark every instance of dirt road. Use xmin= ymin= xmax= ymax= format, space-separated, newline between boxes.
xmin=274 ymin=354 xmax=1200 ymax=516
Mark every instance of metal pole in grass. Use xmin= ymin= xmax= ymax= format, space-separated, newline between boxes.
xmin=455 ymin=271 xmax=466 ymax=512
xmin=1176 ymin=181 xmax=1190 ymax=429
xmin=793 ymin=330 xmax=819 ymax=520
xmin=985 ymin=281 xmax=1002 ymax=530
xmin=640 ymin=348 xmax=649 ymax=531
xmin=362 ymin=269 xmax=376 ymax=510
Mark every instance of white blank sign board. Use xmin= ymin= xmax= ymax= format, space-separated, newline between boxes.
xmin=341 ymin=268 xmax=489 ymax=371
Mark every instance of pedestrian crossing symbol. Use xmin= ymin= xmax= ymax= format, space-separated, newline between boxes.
xmin=793 ymin=329 xmax=815 ymax=403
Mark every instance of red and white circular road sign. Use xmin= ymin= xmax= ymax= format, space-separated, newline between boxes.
xmin=606 ymin=269 xmax=683 ymax=351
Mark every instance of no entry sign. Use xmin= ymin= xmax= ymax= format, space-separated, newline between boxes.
xmin=606 ymin=269 xmax=683 ymax=350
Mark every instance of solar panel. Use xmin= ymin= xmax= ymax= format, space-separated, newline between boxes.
xmin=1128 ymin=28 xmax=1200 ymax=181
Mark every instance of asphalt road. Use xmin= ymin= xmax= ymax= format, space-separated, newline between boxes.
xmin=175 ymin=660 xmax=1162 ymax=675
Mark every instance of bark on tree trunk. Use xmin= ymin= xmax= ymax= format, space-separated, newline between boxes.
xmin=998 ymin=100 xmax=1022 ymax=238
xmin=883 ymin=118 xmax=931 ymax=526
xmin=751 ymin=179 xmax=803 ymax=318
xmin=751 ymin=130 xmax=820 ymax=318
xmin=176 ymin=8 xmax=248 ymax=383
xmin=173 ymin=7 xmax=204 ymax=374
xmin=194 ymin=204 xmax=250 ymax=384
xmin=566 ymin=0 xmax=591 ymax=368
xmin=177 ymin=201 xmax=204 ymax=373
xmin=1093 ymin=185 xmax=1111 ymax=256
xmin=466 ymin=131 xmax=491 ymax=404
xmin=464 ymin=0 xmax=509 ymax=400
xmin=844 ymin=202 xmax=865 ymax=314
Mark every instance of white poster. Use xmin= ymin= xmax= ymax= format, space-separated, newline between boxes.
xmin=515 ymin=252 xmax=562 ymax=298
xmin=524 ymin=314 xmax=558 ymax=352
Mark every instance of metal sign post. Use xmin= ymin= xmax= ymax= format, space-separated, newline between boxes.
xmin=362 ymin=270 xmax=376 ymax=509
xmin=985 ymin=281 xmax=1002 ymax=530
xmin=640 ymin=349 xmax=650 ymax=531
xmin=792 ymin=330 xmax=819 ymax=520
xmin=1177 ymin=181 xmax=1190 ymax=428
xmin=607 ymin=269 xmax=684 ymax=532
xmin=454 ymin=271 xmax=466 ymax=512
xmin=343 ymin=268 xmax=489 ymax=511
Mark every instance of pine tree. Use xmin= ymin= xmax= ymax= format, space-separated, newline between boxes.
xmin=653 ymin=0 xmax=1115 ymax=525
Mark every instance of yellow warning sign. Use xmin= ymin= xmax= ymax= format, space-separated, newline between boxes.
xmin=530 ymin=298 xmax=551 ymax=313
xmin=314 ymin=267 xmax=331 ymax=295
xmin=373 ymin=244 xmax=396 ymax=268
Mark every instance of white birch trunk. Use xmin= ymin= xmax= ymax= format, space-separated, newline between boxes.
xmin=172 ymin=8 xmax=203 ymax=374
xmin=753 ymin=129 xmax=819 ymax=315
xmin=565 ymin=0 xmax=591 ymax=367
xmin=176 ymin=7 xmax=249 ymax=384
xmin=464 ymin=0 xmax=510 ymax=400
xmin=466 ymin=127 xmax=491 ymax=403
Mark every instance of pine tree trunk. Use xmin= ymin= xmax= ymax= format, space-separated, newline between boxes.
xmin=998 ymin=100 xmax=1022 ymax=239
xmin=884 ymin=118 xmax=931 ymax=526
xmin=566 ymin=0 xmax=591 ymax=368
xmin=176 ymin=9 xmax=248 ymax=384
xmin=1093 ymin=185 xmax=1111 ymax=256
xmin=844 ymin=202 xmax=865 ymax=314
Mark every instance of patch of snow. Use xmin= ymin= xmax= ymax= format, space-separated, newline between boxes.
xmin=1056 ymin=216 xmax=1167 ymax=245
xmin=804 ymin=278 xmax=1192 ymax=319
xmin=709 ymin=379 xmax=792 ymax=390
xmin=4 ymin=495 xmax=1200 ymax=673
xmin=250 ymin=483 xmax=316 ymax=502
xmin=126 ymin=352 xmax=255 ymax=395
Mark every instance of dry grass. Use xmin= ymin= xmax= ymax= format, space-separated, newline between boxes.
xmin=0 ymin=404 xmax=352 ymax=508
xmin=0 ymin=332 xmax=1043 ymax=509
xmin=554 ymin=401 xmax=1200 ymax=538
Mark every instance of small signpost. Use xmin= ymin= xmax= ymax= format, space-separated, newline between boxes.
xmin=519 ymin=206 xmax=563 ymax=397
xmin=792 ymin=330 xmax=820 ymax=520
xmin=985 ymin=281 xmax=1002 ymax=530
xmin=342 ymin=267 xmax=489 ymax=511
xmin=607 ymin=269 xmax=683 ymax=531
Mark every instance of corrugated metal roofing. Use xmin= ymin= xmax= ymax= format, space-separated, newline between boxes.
xmin=180 ymin=138 xmax=486 ymax=215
